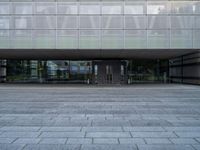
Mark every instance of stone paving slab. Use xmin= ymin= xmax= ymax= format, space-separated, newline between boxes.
xmin=93 ymin=138 xmax=119 ymax=144
xmin=0 ymin=144 xmax=25 ymax=150
xmin=81 ymin=144 xmax=138 ymax=150
xmin=0 ymin=84 xmax=200 ymax=149
xmin=169 ymin=138 xmax=199 ymax=144
xmin=23 ymin=144 xmax=81 ymax=150
xmin=131 ymin=132 xmax=177 ymax=138
xmin=86 ymin=132 xmax=131 ymax=138
xmin=40 ymin=127 xmax=81 ymax=132
xmin=40 ymin=132 xmax=85 ymax=138
xmin=0 ymin=132 xmax=40 ymax=138
xmin=137 ymin=144 xmax=195 ymax=150
xmin=0 ymin=138 xmax=16 ymax=144
xmin=39 ymin=138 xmax=67 ymax=144
xmin=67 ymin=138 xmax=92 ymax=144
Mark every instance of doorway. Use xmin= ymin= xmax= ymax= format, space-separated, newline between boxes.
xmin=106 ymin=65 xmax=113 ymax=84
xmin=93 ymin=60 xmax=124 ymax=84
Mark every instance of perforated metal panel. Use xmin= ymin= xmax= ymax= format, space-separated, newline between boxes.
xmin=0 ymin=0 xmax=199 ymax=49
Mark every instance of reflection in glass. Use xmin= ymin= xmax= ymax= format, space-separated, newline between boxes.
xmin=102 ymin=3 xmax=122 ymax=14
xmin=125 ymin=2 xmax=146 ymax=14
xmin=58 ymin=3 xmax=77 ymax=14
xmin=80 ymin=3 xmax=100 ymax=14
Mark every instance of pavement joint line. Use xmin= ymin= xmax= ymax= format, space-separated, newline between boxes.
xmin=65 ymin=138 xmax=68 ymax=144
xmin=191 ymin=144 xmax=199 ymax=150
xmin=11 ymin=137 xmax=19 ymax=144
xmin=173 ymin=131 xmax=180 ymax=138
xmin=194 ymin=138 xmax=200 ymax=144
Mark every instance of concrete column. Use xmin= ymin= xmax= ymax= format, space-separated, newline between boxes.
xmin=0 ymin=60 xmax=7 ymax=83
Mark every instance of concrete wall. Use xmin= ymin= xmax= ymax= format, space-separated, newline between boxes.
xmin=169 ymin=51 xmax=200 ymax=85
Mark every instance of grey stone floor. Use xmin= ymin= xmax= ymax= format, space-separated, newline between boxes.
xmin=0 ymin=84 xmax=200 ymax=150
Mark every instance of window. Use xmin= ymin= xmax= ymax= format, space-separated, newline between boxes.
xmin=57 ymin=16 xmax=77 ymax=29
xmin=80 ymin=16 xmax=100 ymax=29
xmin=102 ymin=3 xmax=122 ymax=14
xmin=0 ymin=30 xmax=9 ymax=48
xmin=33 ymin=30 xmax=55 ymax=48
xmin=125 ymin=30 xmax=147 ymax=49
xmin=14 ymin=17 xmax=32 ymax=29
xmin=0 ymin=3 xmax=9 ymax=14
xmin=147 ymin=2 xmax=169 ymax=14
xmin=34 ymin=16 xmax=56 ymax=29
xmin=125 ymin=16 xmax=146 ymax=29
xmin=102 ymin=16 xmax=123 ymax=29
xmin=57 ymin=3 xmax=77 ymax=14
xmin=12 ymin=30 xmax=32 ymax=48
xmin=0 ymin=17 xmax=10 ymax=29
xmin=148 ymin=30 xmax=169 ymax=48
xmin=102 ymin=30 xmax=123 ymax=49
xmin=36 ymin=3 xmax=56 ymax=14
xmin=171 ymin=30 xmax=193 ymax=48
xmin=172 ymin=2 xmax=194 ymax=14
xmin=148 ymin=16 xmax=170 ymax=29
xmin=80 ymin=30 xmax=100 ymax=49
xmin=57 ymin=30 xmax=78 ymax=49
xmin=80 ymin=3 xmax=100 ymax=14
xmin=171 ymin=16 xmax=193 ymax=29
xmin=13 ymin=3 xmax=32 ymax=14
xmin=125 ymin=2 xmax=146 ymax=14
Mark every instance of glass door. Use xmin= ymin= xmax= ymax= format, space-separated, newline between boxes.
xmin=106 ymin=65 xmax=113 ymax=84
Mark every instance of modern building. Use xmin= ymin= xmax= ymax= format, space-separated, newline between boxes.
xmin=0 ymin=0 xmax=200 ymax=84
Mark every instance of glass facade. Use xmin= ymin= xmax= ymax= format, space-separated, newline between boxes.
xmin=6 ymin=60 xmax=92 ymax=83
xmin=0 ymin=0 xmax=199 ymax=49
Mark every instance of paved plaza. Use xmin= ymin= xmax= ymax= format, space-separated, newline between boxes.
xmin=0 ymin=84 xmax=200 ymax=150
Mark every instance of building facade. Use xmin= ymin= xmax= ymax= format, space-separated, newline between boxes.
xmin=0 ymin=0 xmax=200 ymax=84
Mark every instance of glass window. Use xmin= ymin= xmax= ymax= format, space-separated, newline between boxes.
xmin=148 ymin=30 xmax=169 ymax=48
xmin=171 ymin=16 xmax=193 ymax=29
xmin=171 ymin=30 xmax=193 ymax=48
xmin=57 ymin=30 xmax=78 ymax=49
xmin=172 ymin=2 xmax=194 ymax=14
xmin=33 ymin=30 xmax=55 ymax=49
xmin=34 ymin=16 xmax=56 ymax=29
xmin=102 ymin=3 xmax=122 ymax=14
xmin=194 ymin=16 xmax=200 ymax=29
xmin=13 ymin=3 xmax=32 ymax=14
xmin=102 ymin=30 xmax=123 ymax=49
xmin=80 ymin=16 xmax=100 ymax=29
xmin=193 ymin=30 xmax=200 ymax=48
xmin=57 ymin=3 xmax=77 ymax=14
xmin=102 ymin=16 xmax=123 ymax=29
xmin=0 ymin=17 xmax=10 ymax=29
xmin=125 ymin=30 xmax=147 ymax=49
xmin=80 ymin=30 xmax=100 ymax=49
xmin=194 ymin=2 xmax=200 ymax=14
xmin=14 ymin=17 xmax=32 ymax=29
xmin=80 ymin=3 xmax=100 ymax=14
xmin=125 ymin=16 xmax=146 ymax=29
xmin=12 ymin=30 xmax=32 ymax=49
xmin=0 ymin=3 xmax=9 ymax=14
xmin=125 ymin=2 xmax=146 ymax=14
xmin=57 ymin=16 xmax=77 ymax=29
xmin=35 ymin=3 xmax=56 ymax=14
xmin=148 ymin=16 xmax=170 ymax=29
xmin=147 ymin=2 xmax=169 ymax=14
xmin=0 ymin=30 xmax=9 ymax=48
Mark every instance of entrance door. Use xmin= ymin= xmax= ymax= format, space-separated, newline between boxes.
xmin=106 ymin=65 xmax=113 ymax=84
xmin=93 ymin=60 xmax=123 ymax=84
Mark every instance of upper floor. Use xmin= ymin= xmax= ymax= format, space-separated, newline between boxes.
xmin=0 ymin=0 xmax=200 ymax=49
